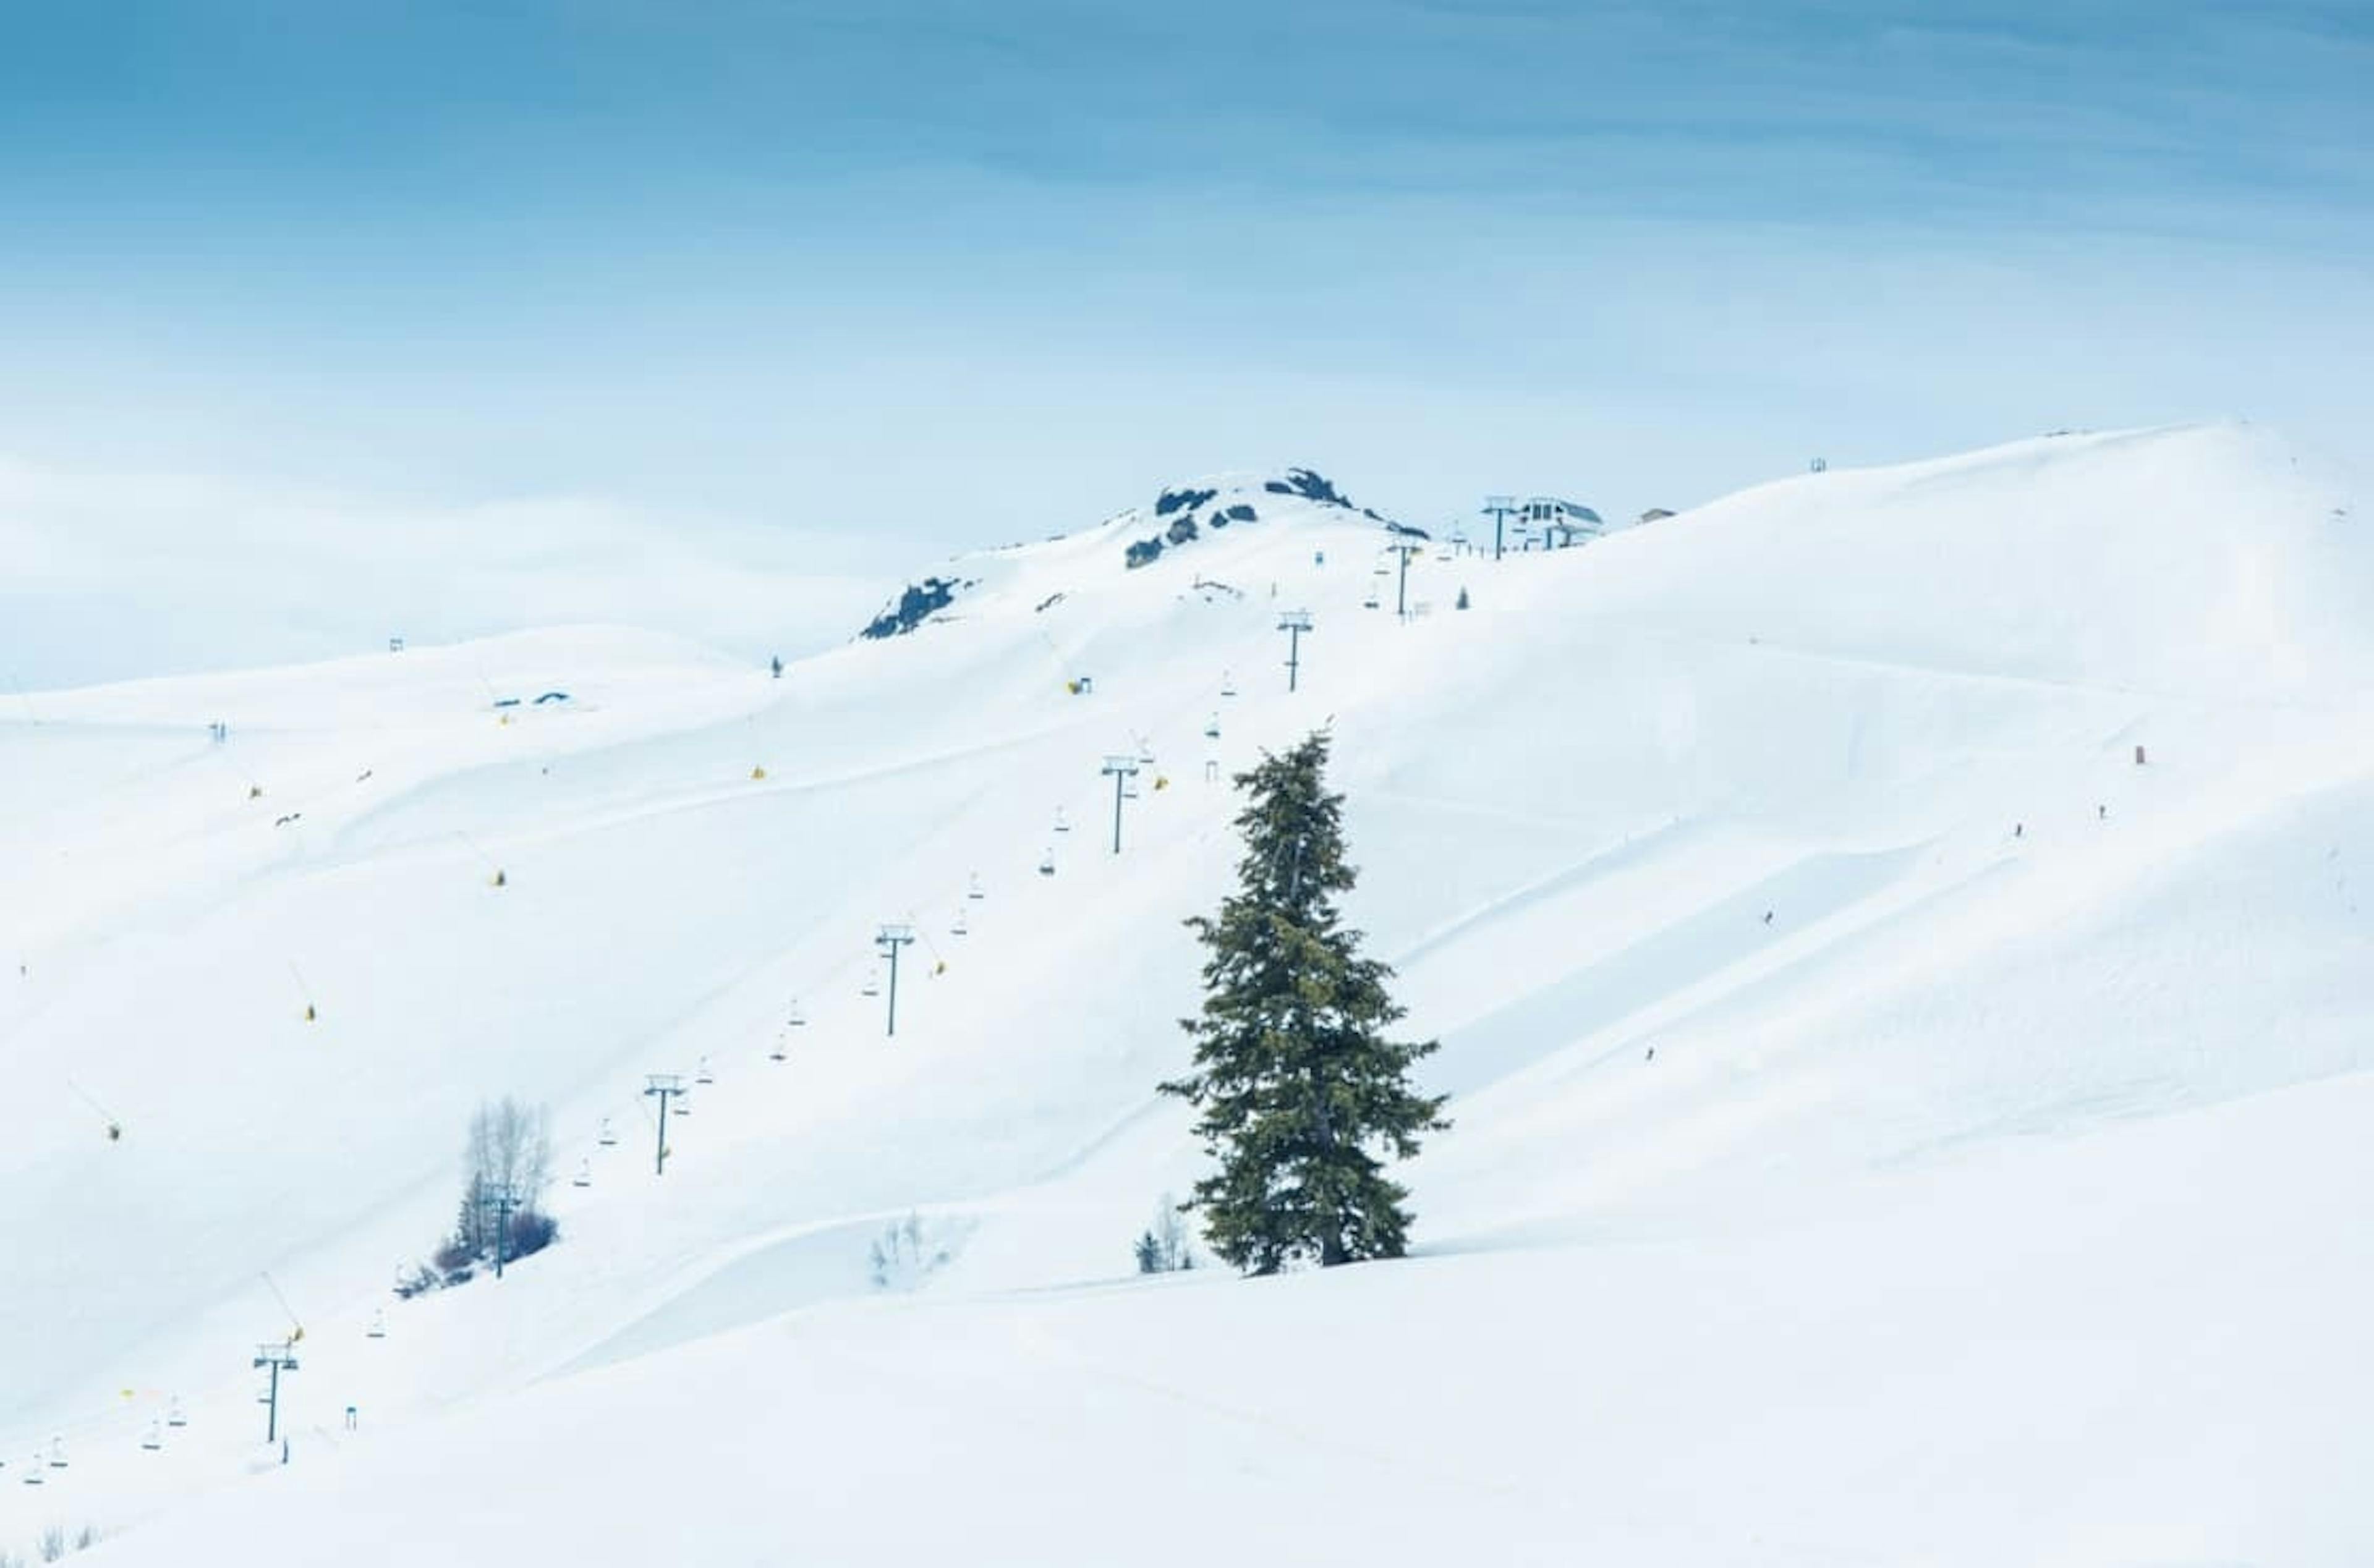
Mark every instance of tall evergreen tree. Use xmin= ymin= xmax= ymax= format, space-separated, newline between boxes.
xmin=1162 ymin=731 xmax=1448 ymax=1273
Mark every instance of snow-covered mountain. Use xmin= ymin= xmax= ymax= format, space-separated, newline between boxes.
xmin=0 ymin=458 xmax=893 ymax=689
xmin=4 ymin=426 xmax=2370 ymax=1566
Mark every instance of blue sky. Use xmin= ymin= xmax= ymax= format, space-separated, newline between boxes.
xmin=2 ymin=1 xmax=2369 ymax=555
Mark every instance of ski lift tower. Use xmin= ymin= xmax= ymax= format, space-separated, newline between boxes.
xmin=1388 ymin=541 xmax=1423 ymax=618
xmin=479 ymin=1181 xmax=519 ymax=1280
xmin=1482 ymin=496 xmax=1518 ymax=562
xmin=875 ymin=922 xmax=916 ymax=1037
xmin=252 ymin=1340 xmax=299 ymax=1445
xmin=1101 ymin=755 xmax=1141 ymax=854
xmin=643 ymin=1074 xmax=685 ymax=1175
xmin=1277 ymin=609 xmax=1314 ymax=693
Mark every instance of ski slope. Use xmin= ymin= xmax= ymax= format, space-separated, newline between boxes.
xmin=3 ymin=425 xmax=2370 ymax=1565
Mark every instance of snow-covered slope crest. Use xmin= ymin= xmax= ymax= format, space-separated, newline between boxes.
xmin=857 ymin=465 xmax=1395 ymax=637
xmin=1580 ymin=421 xmax=2373 ymax=698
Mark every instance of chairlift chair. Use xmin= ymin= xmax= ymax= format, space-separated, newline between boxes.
xmin=1053 ymin=807 xmax=1070 ymax=834
xmin=22 ymin=1459 xmax=41 ymax=1485
xmin=769 ymin=1036 xmax=788 ymax=1062
xmin=597 ymin=1117 xmax=619 ymax=1148
xmin=141 ymin=1422 xmax=163 ymax=1452
xmin=48 ymin=1440 xmax=67 ymax=1468
xmin=967 ymin=873 xmax=985 ymax=901
xmin=572 ymin=1159 xmax=592 ymax=1189
xmin=1037 ymin=849 xmax=1056 ymax=877
xmin=861 ymin=968 xmax=882 ymax=998
xmin=951 ymin=909 xmax=969 ymax=936
xmin=166 ymin=1399 xmax=187 ymax=1428
xmin=695 ymin=1056 xmax=714 ymax=1085
xmin=1204 ymin=714 xmax=1220 ymax=739
xmin=367 ymin=1309 xmax=387 ymax=1339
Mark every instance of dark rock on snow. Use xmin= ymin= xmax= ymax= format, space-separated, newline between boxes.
xmin=860 ymin=576 xmax=971 ymax=638
xmin=1262 ymin=468 xmax=1347 ymax=506
xmin=1155 ymin=486 xmax=1218 ymax=517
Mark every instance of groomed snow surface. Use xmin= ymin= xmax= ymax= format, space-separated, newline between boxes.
xmin=3 ymin=425 xmax=2369 ymax=1566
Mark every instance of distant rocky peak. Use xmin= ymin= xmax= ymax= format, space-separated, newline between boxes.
xmin=1121 ymin=467 xmax=1370 ymax=572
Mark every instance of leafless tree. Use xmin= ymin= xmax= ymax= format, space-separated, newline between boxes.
xmin=448 ymin=1096 xmax=553 ymax=1263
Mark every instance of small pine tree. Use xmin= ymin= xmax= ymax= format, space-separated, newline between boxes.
xmin=1455 ymin=586 xmax=1470 ymax=610
xmin=1132 ymin=1193 xmax=1196 ymax=1273
xmin=451 ymin=1170 xmax=488 ymax=1260
xmin=1162 ymin=731 xmax=1448 ymax=1273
